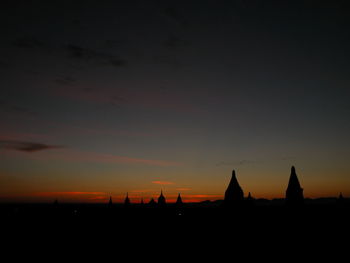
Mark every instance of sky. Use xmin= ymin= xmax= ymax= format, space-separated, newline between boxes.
xmin=1 ymin=0 xmax=349 ymax=203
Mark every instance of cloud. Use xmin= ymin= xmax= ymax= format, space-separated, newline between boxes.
xmin=31 ymin=191 xmax=108 ymax=202
xmin=65 ymin=44 xmax=127 ymax=67
xmin=152 ymin=181 xmax=175 ymax=185
xmin=11 ymin=36 xmax=44 ymax=49
xmin=54 ymin=76 xmax=77 ymax=86
xmin=162 ymin=7 xmax=189 ymax=27
xmin=51 ymin=86 xmax=203 ymax=113
xmin=163 ymin=36 xmax=189 ymax=49
xmin=34 ymin=191 xmax=105 ymax=197
xmin=0 ymin=101 xmax=36 ymax=116
xmin=1 ymin=147 xmax=181 ymax=167
xmin=176 ymin=188 xmax=191 ymax=191
xmin=216 ymin=160 xmax=255 ymax=167
xmin=0 ymin=132 xmax=52 ymax=141
xmin=0 ymin=140 xmax=62 ymax=152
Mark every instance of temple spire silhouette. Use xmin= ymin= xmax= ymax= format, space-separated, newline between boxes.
xmin=176 ymin=193 xmax=183 ymax=205
xmin=158 ymin=190 xmax=166 ymax=207
xmin=175 ymin=193 xmax=184 ymax=215
xmin=108 ymin=196 xmax=113 ymax=207
xmin=224 ymin=170 xmax=244 ymax=206
xmin=286 ymin=166 xmax=304 ymax=206
xmin=124 ymin=192 xmax=130 ymax=207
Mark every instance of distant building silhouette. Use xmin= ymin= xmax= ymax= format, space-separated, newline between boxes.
xmin=141 ymin=198 xmax=144 ymax=205
xmin=124 ymin=193 xmax=131 ymax=207
xmin=176 ymin=193 xmax=183 ymax=205
xmin=158 ymin=190 xmax=166 ymax=208
xmin=149 ymin=198 xmax=157 ymax=207
xmin=108 ymin=196 xmax=113 ymax=207
xmin=337 ymin=192 xmax=345 ymax=206
xmin=246 ymin=192 xmax=255 ymax=206
xmin=286 ymin=166 xmax=304 ymax=206
xmin=175 ymin=193 xmax=184 ymax=215
xmin=224 ymin=170 xmax=244 ymax=206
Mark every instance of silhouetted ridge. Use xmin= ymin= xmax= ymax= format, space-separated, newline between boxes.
xmin=224 ymin=170 xmax=244 ymax=206
xmin=286 ymin=166 xmax=304 ymax=206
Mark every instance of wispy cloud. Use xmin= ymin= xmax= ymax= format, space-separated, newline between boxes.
xmin=34 ymin=191 xmax=106 ymax=197
xmin=0 ymin=101 xmax=36 ymax=116
xmin=152 ymin=181 xmax=175 ymax=185
xmin=12 ymin=36 xmax=44 ymax=49
xmin=216 ymin=160 xmax=255 ymax=167
xmin=54 ymin=76 xmax=77 ymax=86
xmin=32 ymin=191 xmax=108 ymax=202
xmin=0 ymin=140 xmax=62 ymax=152
xmin=176 ymin=188 xmax=191 ymax=191
xmin=65 ymin=44 xmax=127 ymax=68
xmin=1 ymin=147 xmax=181 ymax=167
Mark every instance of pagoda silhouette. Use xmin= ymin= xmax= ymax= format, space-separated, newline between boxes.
xmin=176 ymin=193 xmax=183 ymax=206
xmin=175 ymin=193 xmax=184 ymax=215
xmin=124 ymin=193 xmax=131 ymax=207
xmin=158 ymin=190 xmax=167 ymax=208
xmin=149 ymin=198 xmax=157 ymax=207
xmin=224 ymin=169 xmax=244 ymax=206
xmin=108 ymin=196 xmax=113 ymax=207
xmin=285 ymin=166 xmax=304 ymax=206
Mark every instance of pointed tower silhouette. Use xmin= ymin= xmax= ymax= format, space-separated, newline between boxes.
xmin=286 ymin=166 xmax=304 ymax=206
xmin=176 ymin=193 xmax=183 ymax=205
xmin=124 ymin=193 xmax=131 ymax=207
xmin=224 ymin=170 xmax=244 ymax=206
xmin=158 ymin=190 xmax=166 ymax=208
xmin=108 ymin=196 xmax=113 ymax=207
xmin=175 ymin=193 xmax=184 ymax=215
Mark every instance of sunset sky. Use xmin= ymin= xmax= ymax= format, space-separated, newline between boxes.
xmin=1 ymin=1 xmax=349 ymax=203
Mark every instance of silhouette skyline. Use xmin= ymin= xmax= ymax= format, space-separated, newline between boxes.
xmin=1 ymin=1 xmax=349 ymax=203
xmin=34 ymin=166 xmax=348 ymax=205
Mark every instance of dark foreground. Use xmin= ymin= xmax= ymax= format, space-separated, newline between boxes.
xmin=1 ymin=201 xmax=349 ymax=258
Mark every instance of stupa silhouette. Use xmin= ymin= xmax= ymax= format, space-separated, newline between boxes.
xmin=124 ymin=193 xmax=131 ymax=207
xmin=285 ymin=166 xmax=304 ymax=206
xmin=158 ymin=190 xmax=166 ymax=207
xmin=149 ymin=198 xmax=157 ymax=207
xmin=224 ymin=170 xmax=244 ymax=206
xmin=176 ymin=193 xmax=183 ymax=205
